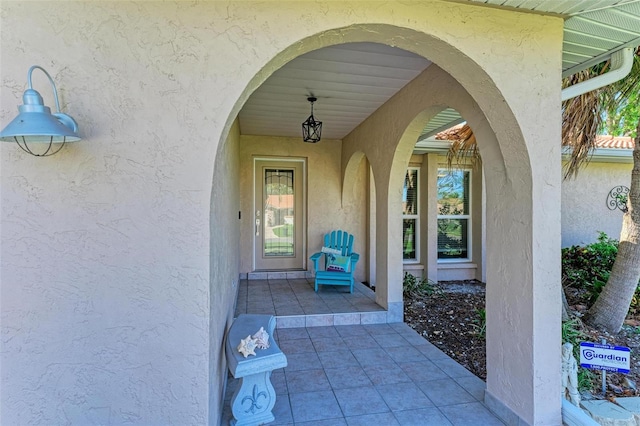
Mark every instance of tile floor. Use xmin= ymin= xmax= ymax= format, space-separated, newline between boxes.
xmin=226 ymin=278 xmax=504 ymax=424
xmin=235 ymin=279 xmax=388 ymax=327
xmin=222 ymin=322 xmax=505 ymax=425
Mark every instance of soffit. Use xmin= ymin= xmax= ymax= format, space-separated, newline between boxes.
xmin=239 ymin=2 xmax=640 ymax=141
xmin=465 ymin=0 xmax=640 ymax=76
xmin=239 ymin=43 xmax=432 ymax=140
xmin=423 ymin=0 xmax=640 ymax=140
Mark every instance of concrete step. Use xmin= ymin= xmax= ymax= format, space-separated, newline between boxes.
xmin=276 ymin=310 xmax=389 ymax=328
xmin=614 ymin=397 xmax=640 ymax=425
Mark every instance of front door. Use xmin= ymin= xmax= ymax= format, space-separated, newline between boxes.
xmin=254 ymin=158 xmax=305 ymax=271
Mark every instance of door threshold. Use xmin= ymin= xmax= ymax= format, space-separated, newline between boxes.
xmin=247 ymin=270 xmax=311 ymax=280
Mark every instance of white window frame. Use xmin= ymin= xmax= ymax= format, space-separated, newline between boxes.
xmin=436 ymin=168 xmax=472 ymax=263
xmin=402 ymin=167 xmax=420 ymax=263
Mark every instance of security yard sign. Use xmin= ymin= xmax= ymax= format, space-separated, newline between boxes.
xmin=580 ymin=342 xmax=630 ymax=374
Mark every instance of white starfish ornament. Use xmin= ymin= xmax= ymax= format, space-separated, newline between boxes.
xmin=237 ymin=335 xmax=258 ymax=358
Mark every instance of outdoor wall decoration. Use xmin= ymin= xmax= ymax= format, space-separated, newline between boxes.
xmin=606 ymin=185 xmax=630 ymax=213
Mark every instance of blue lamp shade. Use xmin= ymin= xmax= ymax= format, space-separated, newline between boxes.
xmin=0 ymin=89 xmax=80 ymax=143
xmin=0 ymin=66 xmax=80 ymax=156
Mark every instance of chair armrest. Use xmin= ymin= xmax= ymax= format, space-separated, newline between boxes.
xmin=348 ymin=253 xmax=360 ymax=273
xmin=310 ymin=252 xmax=322 ymax=271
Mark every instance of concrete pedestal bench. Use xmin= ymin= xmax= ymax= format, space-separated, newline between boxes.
xmin=225 ymin=314 xmax=287 ymax=426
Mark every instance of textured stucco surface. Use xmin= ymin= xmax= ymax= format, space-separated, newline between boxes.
xmin=1 ymin=1 xmax=564 ymax=424
xmin=209 ymin=119 xmax=241 ymax=424
xmin=338 ymin=20 xmax=563 ymax=424
xmin=238 ymin=135 xmax=368 ymax=282
xmin=562 ymin=161 xmax=633 ymax=247
xmin=2 ymin=3 xmax=219 ymax=424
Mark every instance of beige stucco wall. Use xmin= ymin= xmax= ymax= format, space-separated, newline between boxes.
xmin=238 ymin=135 xmax=368 ymax=282
xmin=410 ymin=154 xmax=632 ymax=280
xmin=1 ymin=1 xmax=564 ymax=424
xmin=2 ymin=3 xmax=219 ymax=424
xmin=209 ymin=118 xmax=241 ymax=423
xmin=562 ymin=160 xmax=633 ymax=247
xmin=338 ymin=19 xmax=563 ymax=423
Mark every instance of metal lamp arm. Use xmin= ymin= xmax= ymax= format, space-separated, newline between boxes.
xmin=27 ymin=65 xmax=62 ymax=113
xmin=27 ymin=65 xmax=78 ymax=133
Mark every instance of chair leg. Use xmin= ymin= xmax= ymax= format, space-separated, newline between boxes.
xmin=315 ymin=280 xmax=319 ymax=292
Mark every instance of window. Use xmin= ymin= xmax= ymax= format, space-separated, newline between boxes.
xmin=437 ymin=169 xmax=470 ymax=261
xmin=403 ymin=168 xmax=419 ymax=261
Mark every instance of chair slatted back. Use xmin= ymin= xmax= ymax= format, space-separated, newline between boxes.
xmin=324 ymin=230 xmax=354 ymax=256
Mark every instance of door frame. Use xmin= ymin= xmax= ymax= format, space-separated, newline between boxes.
xmin=252 ymin=156 xmax=307 ymax=271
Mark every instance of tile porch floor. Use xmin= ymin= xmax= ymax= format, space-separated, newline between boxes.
xmin=224 ymin=279 xmax=505 ymax=425
xmin=235 ymin=279 xmax=389 ymax=327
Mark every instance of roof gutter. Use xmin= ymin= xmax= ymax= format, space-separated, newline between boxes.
xmin=562 ymin=147 xmax=633 ymax=164
xmin=561 ymin=47 xmax=635 ymax=101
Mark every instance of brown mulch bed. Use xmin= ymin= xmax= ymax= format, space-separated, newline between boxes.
xmin=404 ymin=280 xmax=487 ymax=380
xmin=404 ymin=280 xmax=640 ymax=397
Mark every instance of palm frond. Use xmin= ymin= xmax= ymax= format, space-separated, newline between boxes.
xmin=563 ymin=47 xmax=640 ymax=179
xmin=442 ymin=124 xmax=480 ymax=170
xmin=561 ymin=67 xmax=606 ymax=179
xmin=443 ymin=47 xmax=639 ymax=178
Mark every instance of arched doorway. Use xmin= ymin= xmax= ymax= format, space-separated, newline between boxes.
xmin=213 ymin=20 xmax=562 ymax=424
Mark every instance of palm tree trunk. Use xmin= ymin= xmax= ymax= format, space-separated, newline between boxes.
xmin=586 ymin=119 xmax=640 ymax=333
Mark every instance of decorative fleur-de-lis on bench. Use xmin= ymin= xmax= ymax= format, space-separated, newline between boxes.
xmin=242 ymin=384 xmax=268 ymax=414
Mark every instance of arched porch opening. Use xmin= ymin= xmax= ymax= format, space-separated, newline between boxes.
xmin=214 ymin=22 xmax=561 ymax=425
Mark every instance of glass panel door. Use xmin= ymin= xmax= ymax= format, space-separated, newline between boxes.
xmin=264 ymin=169 xmax=295 ymax=257
xmin=254 ymin=159 xmax=305 ymax=271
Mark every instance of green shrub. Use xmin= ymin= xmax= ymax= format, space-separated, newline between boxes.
xmin=562 ymin=231 xmax=640 ymax=313
xmin=562 ymin=318 xmax=585 ymax=344
xmin=562 ymin=232 xmax=619 ymax=302
xmin=562 ymin=318 xmax=595 ymax=391
xmin=403 ymin=272 xmax=439 ymax=298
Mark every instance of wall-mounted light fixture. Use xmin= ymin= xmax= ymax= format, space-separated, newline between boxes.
xmin=0 ymin=65 xmax=80 ymax=156
xmin=302 ymin=96 xmax=322 ymax=143
xmin=606 ymin=185 xmax=630 ymax=213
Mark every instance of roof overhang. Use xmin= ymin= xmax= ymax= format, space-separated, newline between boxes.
xmin=241 ymin=1 xmax=640 ymax=142
xmin=416 ymin=1 xmax=640 ymax=143
xmin=464 ymin=0 xmax=640 ymax=77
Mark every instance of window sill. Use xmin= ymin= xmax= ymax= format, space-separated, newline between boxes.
xmin=437 ymin=262 xmax=477 ymax=269
xmin=402 ymin=263 xmax=424 ymax=270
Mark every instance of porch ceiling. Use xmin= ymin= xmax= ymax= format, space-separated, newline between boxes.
xmin=238 ymin=43 xmax=432 ymax=140
xmin=238 ymin=1 xmax=640 ymax=142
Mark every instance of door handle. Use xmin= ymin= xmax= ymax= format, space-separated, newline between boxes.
xmin=256 ymin=210 xmax=260 ymax=236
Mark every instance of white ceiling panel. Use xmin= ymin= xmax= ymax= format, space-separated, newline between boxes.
xmin=239 ymin=43 xmax=432 ymax=139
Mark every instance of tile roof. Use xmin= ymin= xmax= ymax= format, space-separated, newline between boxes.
xmin=594 ymin=135 xmax=635 ymax=150
xmin=435 ymin=125 xmax=635 ymax=151
xmin=434 ymin=124 xmax=465 ymax=140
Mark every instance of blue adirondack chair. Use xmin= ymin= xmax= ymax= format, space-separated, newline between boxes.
xmin=310 ymin=230 xmax=360 ymax=293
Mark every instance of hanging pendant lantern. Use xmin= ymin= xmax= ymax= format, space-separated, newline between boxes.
xmin=302 ymin=96 xmax=322 ymax=143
